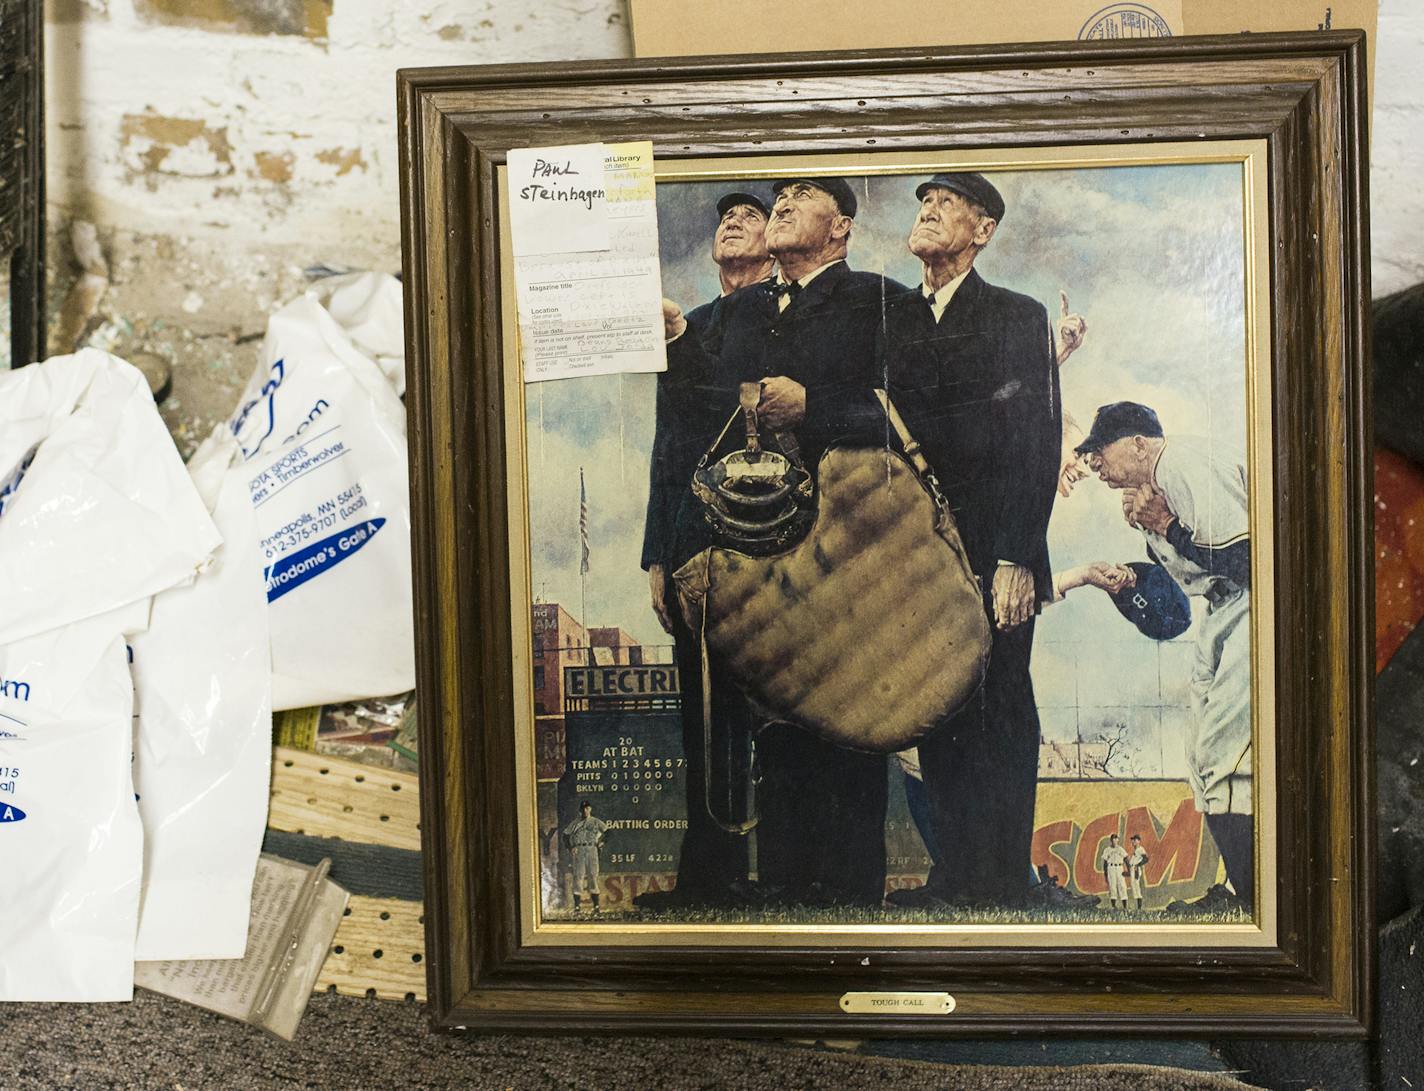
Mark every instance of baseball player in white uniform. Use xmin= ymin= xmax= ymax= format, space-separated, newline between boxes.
xmin=1127 ymin=833 xmax=1150 ymax=909
xmin=1100 ymin=833 xmax=1129 ymax=908
xmin=1075 ymin=401 xmax=1254 ymax=915
xmin=563 ymin=800 xmax=609 ymax=914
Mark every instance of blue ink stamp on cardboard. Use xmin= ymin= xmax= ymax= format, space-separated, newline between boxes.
xmin=1079 ymin=3 xmax=1173 ymax=40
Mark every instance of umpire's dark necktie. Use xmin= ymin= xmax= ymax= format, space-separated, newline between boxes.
xmin=768 ymin=279 xmax=802 ymax=311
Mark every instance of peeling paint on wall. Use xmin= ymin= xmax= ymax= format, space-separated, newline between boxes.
xmin=315 ymin=148 xmax=367 ymax=176
xmin=48 ymin=0 xmax=109 ymax=24
xmin=120 ymin=113 xmax=234 ymax=179
xmin=133 ymin=0 xmax=332 ymax=40
xmin=45 ymin=0 xmax=633 ymax=259
xmin=253 ymin=150 xmax=296 ymax=183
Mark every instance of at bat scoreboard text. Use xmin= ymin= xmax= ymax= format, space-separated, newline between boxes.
xmin=557 ymin=666 xmax=686 ymax=874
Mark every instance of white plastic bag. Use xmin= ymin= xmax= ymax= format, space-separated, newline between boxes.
xmin=0 ymin=349 xmax=237 ymax=997
xmin=203 ymin=272 xmax=414 ymax=710
xmin=131 ymin=462 xmax=272 ymax=961
xmin=310 ymin=272 xmax=406 ymax=396
xmin=0 ymin=606 xmax=148 ymax=1001
xmin=0 ymin=350 xmax=222 ymax=647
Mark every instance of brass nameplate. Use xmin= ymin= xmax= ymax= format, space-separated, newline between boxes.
xmin=839 ymin=992 xmax=955 ymax=1015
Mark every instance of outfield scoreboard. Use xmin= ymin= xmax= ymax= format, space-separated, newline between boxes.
xmin=556 ymin=666 xmax=686 ymax=898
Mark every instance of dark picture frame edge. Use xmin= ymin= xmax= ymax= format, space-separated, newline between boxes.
xmin=397 ymin=30 xmax=1373 ymax=1036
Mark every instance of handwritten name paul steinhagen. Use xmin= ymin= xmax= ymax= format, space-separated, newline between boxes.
xmin=519 ymin=157 xmax=606 ymax=210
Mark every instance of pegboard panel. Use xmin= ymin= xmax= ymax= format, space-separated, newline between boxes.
xmin=270 ymin=747 xmax=421 ymax=851
xmin=316 ymin=894 xmax=427 ymax=1002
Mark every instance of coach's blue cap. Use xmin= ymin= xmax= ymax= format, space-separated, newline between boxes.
xmin=1074 ymin=401 xmax=1165 ymax=456
xmin=915 ymin=173 xmax=1006 ymax=223
xmin=1110 ymin=562 xmax=1192 ymax=641
xmin=715 ymin=190 xmax=770 ymax=220
xmin=771 ymin=176 xmax=858 ymax=218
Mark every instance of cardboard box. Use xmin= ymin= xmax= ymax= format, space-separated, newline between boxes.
xmin=629 ymin=0 xmax=1376 ymax=113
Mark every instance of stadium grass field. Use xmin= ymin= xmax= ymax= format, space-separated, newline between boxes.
xmin=544 ymin=903 xmax=1248 ymax=926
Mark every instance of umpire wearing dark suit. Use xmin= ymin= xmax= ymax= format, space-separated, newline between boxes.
xmin=659 ymin=176 xmax=908 ymax=906
xmin=637 ymin=190 xmax=774 ymax=910
xmin=881 ymin=173 xmax=1061 ymax=909
xmin=644 ymin=190 xmax=775 ymax=611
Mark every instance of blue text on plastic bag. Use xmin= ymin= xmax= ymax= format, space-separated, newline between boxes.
xmin=264 ymin=518 xmax=386 ymax=602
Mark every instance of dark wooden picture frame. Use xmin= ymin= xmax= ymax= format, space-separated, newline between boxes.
xmin=397 ymin=31 xmax=1373 ymax=1035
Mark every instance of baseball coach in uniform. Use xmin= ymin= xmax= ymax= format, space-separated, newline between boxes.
xmin=1076 ymin=401 xmax=1254 ymax=915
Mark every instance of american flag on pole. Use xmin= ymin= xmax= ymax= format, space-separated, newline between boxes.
xmin=579 ymin=468 xmax=590 ymax=575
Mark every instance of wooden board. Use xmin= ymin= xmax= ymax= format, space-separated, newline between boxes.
xmin=316 ymin=894 xmax=427 ymax=1003
xmin=270 ymin=747 xmax=421 ymax=851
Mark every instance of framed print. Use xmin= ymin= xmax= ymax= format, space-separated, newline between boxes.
xmin=398 ymin=30 xmax=1372 ymax=1035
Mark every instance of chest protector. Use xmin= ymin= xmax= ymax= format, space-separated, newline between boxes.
xmin=674 ymin=391 xmax=990 ymax=754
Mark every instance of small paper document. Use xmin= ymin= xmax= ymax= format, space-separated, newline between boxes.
xmin=135 ymin=855 xmax=349 ymax=1041
xmin=508 ymin=140 xmax=667 ymax=383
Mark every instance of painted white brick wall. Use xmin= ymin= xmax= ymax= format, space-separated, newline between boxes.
xmin=42 ymin=0 xmax=631 ymax=266
xmin=42 ymin=1 xmax=1424 ymax=294
xmin=1370 ymin=1 xmax=1424 ymax=295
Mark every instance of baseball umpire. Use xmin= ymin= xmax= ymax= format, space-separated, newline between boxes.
xmin=638 ymin=188 xmax=775 ymax=911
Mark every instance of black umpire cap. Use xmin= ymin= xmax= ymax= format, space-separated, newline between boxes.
xmin=915 ymin=172 xmax=1006 ymax=223
xmin=770 ymin=176 xmax=858 ymax=218
xmin=1074 ymin=401 xmax=1165 ymax=456
xmin=1109 ymin=562 xmax=1193 ymax=641
xmin=715 ymin=190 xmax=770 ymax=220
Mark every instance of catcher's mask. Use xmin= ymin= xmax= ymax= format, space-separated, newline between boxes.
xmin=691 ymin=382 xmax=814 ymax=556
